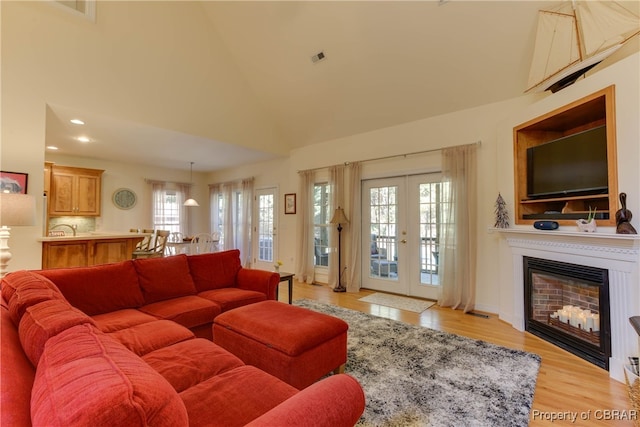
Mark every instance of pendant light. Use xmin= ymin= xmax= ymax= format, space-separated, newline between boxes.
xmin=183 ymin=162 xmax=200 ymax=207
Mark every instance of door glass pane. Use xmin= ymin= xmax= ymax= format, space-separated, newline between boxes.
xmin=369 ymin=185 xmax=398 ymax=280
xmin=419 ymin=182 xmax=440 ymax=285
xmin=257 ymin=194 xmax=273 ymax=263
xmin=313 ymin=183 xmax=330 ymax=267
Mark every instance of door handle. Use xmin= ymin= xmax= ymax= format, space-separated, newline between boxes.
xmin=401 ymin=239 xmax=407 ymax=243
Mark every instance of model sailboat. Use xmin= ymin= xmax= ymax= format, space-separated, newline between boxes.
xmin=526 ymin=0 xmax=640 ymax=93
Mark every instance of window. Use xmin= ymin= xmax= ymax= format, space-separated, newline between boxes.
xmin=256 ymin=194 xmax=274 ymax=263
xmin=419 ymin=181 xmax=446 ymax=279
xmin=151 ymin=185 xmax=187 ymax=234
xmin=313 ymin=182 xmax=331 ymax=267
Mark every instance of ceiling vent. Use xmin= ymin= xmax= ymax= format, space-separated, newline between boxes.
xmin=311 ymin=51 xmax=326 ymax=64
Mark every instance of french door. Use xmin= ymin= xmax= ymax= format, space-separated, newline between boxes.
xmin=361 ymin=174 xmax=441 ymax=299
xmin=253 ymin=188 xmax=278 ymax=271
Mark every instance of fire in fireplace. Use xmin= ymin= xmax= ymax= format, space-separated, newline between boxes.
xmin=524 ymin=256 xmax=611 ymax=369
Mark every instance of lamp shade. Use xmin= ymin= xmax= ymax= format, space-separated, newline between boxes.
xmin=0 ymin=193 xmax=36 ymax=226
xmin=183 ymin=198 xmax=200 ymax=207
xmin=330 ymin=207 xmax=349 ymax=225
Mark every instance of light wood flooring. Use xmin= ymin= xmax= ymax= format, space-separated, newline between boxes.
xmin=279 ymin=280 xmax=636 ymax=427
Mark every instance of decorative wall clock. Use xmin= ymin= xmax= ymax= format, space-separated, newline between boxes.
xmin=112 ymin=188 xmax=137 ymax=210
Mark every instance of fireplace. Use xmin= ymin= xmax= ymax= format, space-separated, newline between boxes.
xmin=524 ymin=256 xmax=611 ymax=369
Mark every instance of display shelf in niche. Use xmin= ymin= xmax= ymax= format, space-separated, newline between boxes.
xmin=513 ymin=85 xmax=618 ymax=226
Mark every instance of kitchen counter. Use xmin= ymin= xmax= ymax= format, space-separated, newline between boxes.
xmin=38 ymin=232 xmax=150 ymax=242
xmin=40 ymin=233 xmax=148 ymax=269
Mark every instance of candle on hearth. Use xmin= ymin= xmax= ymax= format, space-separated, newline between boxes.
xmin=577 ymin=312 xmax=587 ymax=329
xmin=591 ymin=313 xmax=600 ymax=332
xmin=586 ymin=315 xmax=594 ymax=331
xmin=559 ymin=310 xmax=569 ymax=323
xmin=570 ymin=307 xmax=581 ymax=327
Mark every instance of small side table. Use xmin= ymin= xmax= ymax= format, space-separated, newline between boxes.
xmin=278 ymin=272 xmax=294 ymax=304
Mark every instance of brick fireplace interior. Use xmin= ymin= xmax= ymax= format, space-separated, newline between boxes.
xmin=524 ymin=256 xmax=611 ymax=369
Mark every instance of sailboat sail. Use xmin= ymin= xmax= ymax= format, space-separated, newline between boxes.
xmin=526 ymin=0 xmax=640 ymax=93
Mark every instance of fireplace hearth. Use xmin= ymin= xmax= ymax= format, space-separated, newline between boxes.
xmin=524 ymin=256 xmax=611 ymax=369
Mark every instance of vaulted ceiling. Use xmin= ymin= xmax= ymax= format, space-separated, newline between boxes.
xmin=43 ymin=1 xmax=638 ymax=171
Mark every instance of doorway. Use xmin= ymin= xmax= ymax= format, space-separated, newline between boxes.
xmin=361 ymin=174 xmax=441 ymax=299
xmin=253 ymin=187 xmax=278 ymax=271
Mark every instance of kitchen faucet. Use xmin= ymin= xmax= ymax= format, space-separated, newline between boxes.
xmin=50 ymin=223 xmax=77 ymax=237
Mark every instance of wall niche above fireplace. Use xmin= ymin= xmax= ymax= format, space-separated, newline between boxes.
xmin=513 ymin=85 xmax=618 ymax=226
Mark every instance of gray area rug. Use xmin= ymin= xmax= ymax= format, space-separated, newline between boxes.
xmin=295 ymin=299 xmax=540 ymax=427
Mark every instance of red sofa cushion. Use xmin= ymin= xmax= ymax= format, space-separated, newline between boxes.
xmin=134 ymin=255 xmax=197 ymax=304
xmin=19 ymin=299 xmax=94 ymax=366
xmin=180 ymin=365 xmax=297 ymax=427
xmin=187 ymin=250 xmax=242 ymax=292
xmin=198 ymin=288 xmax=267 ymax=312
xmin=31 ymin=324 xmax=188 ymax=427
xmin=108 ymin=320 xmax=194 ymax=356
xmin=37 ymin=261 xmax=144 ymax=316
xmin=1 ymin=306 xmax=36 ymax=427
xmin=143 ymin=338 xmax=245 ymax=392
xmin=138 ymin=295 xmax=221 ymax=329
xmin=91 ymin=309 xmax=159 ymax=333
xmin=8 ymin=283 xmax=66 ymax=326
xmin=1 ymin=270 xmax=61 ymax=306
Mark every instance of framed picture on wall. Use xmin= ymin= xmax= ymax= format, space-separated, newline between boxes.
xmin=285 ymin=193 xmax=296 ymax=214
xmin=0 ymin=171 xmax=28 ymax=194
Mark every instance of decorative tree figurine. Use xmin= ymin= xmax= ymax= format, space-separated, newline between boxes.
xmin=494 ymin=193 xmax=509 ymax=229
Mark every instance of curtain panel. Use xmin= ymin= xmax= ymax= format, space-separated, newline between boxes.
xmin=437 ymin=144 xmax=478 ymax=313
xmin=295 ymin=170 xmax=316 ymax=284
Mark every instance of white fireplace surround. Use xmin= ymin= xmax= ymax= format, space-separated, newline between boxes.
xmin=495 ymin=228 xmax=640 ymax=383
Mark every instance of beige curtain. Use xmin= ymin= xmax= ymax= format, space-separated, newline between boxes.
xmin=328 ymin=165 xmax=345 ymax=290
xmin=209 ymin=178 xmax=253 ymax=265
xmin=295 ymin=170 xmax=316 ymax=284
xmin=239 ymin=178 xmax=254 ymax=267
xmin=437 ymin=144 xmax=478 ymax=313
xmin=347 ymin=162 xmax=361 ymax=292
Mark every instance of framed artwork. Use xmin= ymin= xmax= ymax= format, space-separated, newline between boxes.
xmin=0 ymin=171 xmax=28 ymax=194
xmin=284 ymin=193 xmax=296 ymax=214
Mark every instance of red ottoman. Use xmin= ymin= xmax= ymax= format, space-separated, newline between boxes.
xmin=213 ymin=300 xmax=348 ymax=390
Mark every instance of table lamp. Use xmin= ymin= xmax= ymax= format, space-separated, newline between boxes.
xmin=330 ymin=206 xmax=349 ymax=292
xmin=0 ymin=192 xmax=36 ymax=278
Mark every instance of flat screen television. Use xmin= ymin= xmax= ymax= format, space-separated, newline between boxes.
xmin=526 ymin=125 xmax=608 ymax=199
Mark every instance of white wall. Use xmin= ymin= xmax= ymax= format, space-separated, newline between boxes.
xmin=0 ymin=1 xmax=279 ymax=271
xmin=2 ymin=2 xmax=637 ymax=315
xmin=280 ymin=53 xmax=638 ymax=313
xmin=46 ymin=153 xmax=211 ymax=235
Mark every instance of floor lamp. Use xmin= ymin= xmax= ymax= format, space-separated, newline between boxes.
xmin=330 ymin=206 xmax=349 ymax=293
xmin=0 ymin=192 xmax=36 ymax=278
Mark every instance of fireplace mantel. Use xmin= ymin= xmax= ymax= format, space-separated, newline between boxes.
xmin=492 ymin=227 xmax=640 ymax=259
xmin=493 ymin=227 xmax=640 ymax=382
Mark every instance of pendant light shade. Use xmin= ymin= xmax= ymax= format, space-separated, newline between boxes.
xmin=184 ymin=162 xmax=199 ymax=207
xmin=183 ymin=198 xmax=199 ymax=207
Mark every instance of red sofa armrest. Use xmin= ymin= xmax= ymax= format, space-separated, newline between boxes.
xmin=245 ymin=374 xmax=365 ymax=427
xmin=236 ymin=268 xmax=280 ymax=300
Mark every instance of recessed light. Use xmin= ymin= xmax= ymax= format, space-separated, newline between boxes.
xmin=77 ymin=136 xmax=91 ymax=143
xmin=70 ymin=119 xmax=85 ymax=125
xmin=46 ymin=145 xmax=59 ymax=150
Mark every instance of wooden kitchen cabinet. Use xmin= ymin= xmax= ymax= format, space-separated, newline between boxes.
xmin=41 ymin=236 xmax=144 ymax=269
xmin=93 ymin=239 xmax=132 ymax=265
xmin=42 ymin=241 xmax=90 ymax=269
xmin=49 ymin=165 xmax=104 ymax=216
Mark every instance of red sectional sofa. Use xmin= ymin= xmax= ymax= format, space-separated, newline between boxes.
xmin=0 ymin=250 xmax=365 ymax=426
